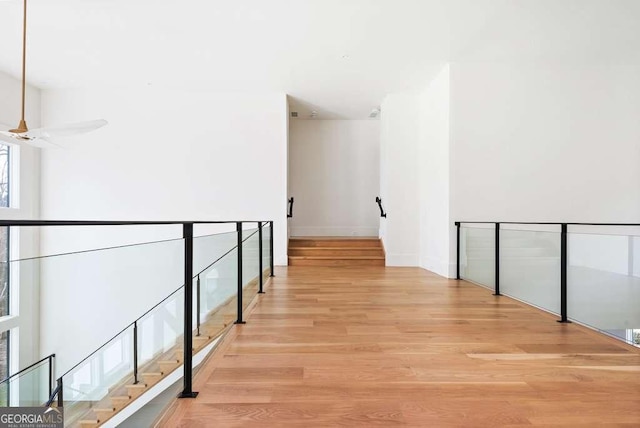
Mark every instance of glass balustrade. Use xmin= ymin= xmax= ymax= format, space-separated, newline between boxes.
xmin=457 ymin=222 xmax=640 ymax=348
xmin=460 ymin=224 xmax=495 ymax=289
xmin=500 ymin=226 xmax=561 ymax=314
xmin=0 ymin=219 xmax=274 ymax=427
xmin=568 ymin=227 xmax=640 ymax=345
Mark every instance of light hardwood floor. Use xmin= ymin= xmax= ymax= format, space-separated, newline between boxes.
xmin=159 ymin=266 xmax=640 ymax=427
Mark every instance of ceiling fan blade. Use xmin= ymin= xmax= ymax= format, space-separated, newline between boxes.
xmin=0 ymin=133 xmax=18 ymax=146
xmin=0 ymin=130 xmax=61 ymax=149
xmin=26 ymin=119 xmax=108 ymax=140
xmin=22 ymin=137 xmax=62 ymax=149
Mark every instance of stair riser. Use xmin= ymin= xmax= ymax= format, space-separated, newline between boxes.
xmin=289 ymin=239 xmax=382 ymax=248
xmin=289 ymin=248 xmax=384 ymax=257
xmin=289 ymin=258 xmax=385 ymax=267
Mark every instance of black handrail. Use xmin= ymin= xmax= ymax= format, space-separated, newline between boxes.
xmin=287 ymin=197 xmax=294 ymax=218
xmin=0 ymin=220 xmax=268 ymax=227
xmin=376 ymin=197 xmax=387 ymax=218
xmin=0 ymin=354 xmax=54 ymax=386
xmin=456 ymin=221 xmax=640 ymax=226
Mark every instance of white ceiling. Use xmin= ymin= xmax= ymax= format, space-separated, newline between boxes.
xmin=0 ymin=0 xmax=638 ymax=119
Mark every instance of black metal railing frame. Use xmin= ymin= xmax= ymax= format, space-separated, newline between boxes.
xmin=0 ymin=353 xmax=55 ymax=405
xmin=455 ymin=221 xmax=640 ymax=324
xmin=0 ymin=219 xmax=275 ymax=406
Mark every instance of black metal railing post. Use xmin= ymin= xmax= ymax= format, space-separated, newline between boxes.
xmin=258 ymin=222 xmax=265 ymax=294
xmin=57 ymin=378 xmax=63 ymax=408
xmin=196 ymin=274 xmax=201 ymax=336
xmin=48 ymin=355 xmax=53 ymax=398
xmin=456 ymin=222 xmax=461 ymax=280
xmin=494 ymin=223 xmax=501 ymax=296
xmin=236 ymin=222 xmax=246 ymax=324
xmin=179 ymin=222 xmax=198 ymax=398
xmin=558 ymin=223 xmax=571 ymax=323
xmin=133 ymin=321 xmax=138 ymax=384
xmin=269 ymin=221 xmax=274 ymax=277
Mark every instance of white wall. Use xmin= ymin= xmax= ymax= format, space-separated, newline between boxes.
xmin=289 ymin=120 xmax=380 ymax=236
xmin=380 ymin=94 xmax=420 ymax=266
xmin=450 ymin=63 xmax=640 ymax=223
xmin=404 ymin=62 xmax=640 ymax=278
xmin=38 ymin=88 xmax=288 ymax=374
xmin=0 ymin=70 xmax=42 ymax=372
xmin=418 ymin=65 xmax=453 ymax=277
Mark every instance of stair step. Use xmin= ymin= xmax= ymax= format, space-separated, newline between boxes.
xmin=288 ymin=256 xmax=385 ymax=267
xmin=158 ymin=359 xmax=181 ymax=373
xmin=110 ymin=396 xmax=131 ymax=408
xmin=141 ymin=372 xmax=164 ymax=385
xmin=289 ymin=247 xmax=384 ymax=257
xmin=289 ymin=238 xmax=382 ymax=248
xmin=289 ymin=256 xmax=384 ymax=260
xmin=125 ymin=383 xmax=148 ymax=398
xmin=94 ymin=407 xmax=116 ymax=420
xmin=288 ymin=237 xmax=385 ymax=266
xmin=78 ymin=420 xmax=100 ymax=428
xmin=175 ymin=336 xmax=210 ymax=354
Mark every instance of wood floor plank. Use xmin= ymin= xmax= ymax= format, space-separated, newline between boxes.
xmin=159 ymin=266 xmax=640 ymax=427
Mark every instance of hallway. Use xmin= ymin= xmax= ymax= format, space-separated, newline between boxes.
xmin=160 ymin=266 xmax=640 ymax=427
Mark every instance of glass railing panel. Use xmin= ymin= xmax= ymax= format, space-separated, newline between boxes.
xmin=137 ymin=288 xmax=185 ymax=368
xmin=0 ymin=359 xmax=52 ymax=407
xmin=61 ymin=324 xmax=134 ymax=425
xmin=568 ymin=230 xmax=640 ymax=345
xmin=262 ymin=223 xmax=271 ymax=282
xmin=460 ymin=224 xmax=495 ymax=289
xmin=500 ymin=227 xmax=561 ymax=314
xmin=193 ymin=231 xmax=237 ymax=277
xmin=198 ymin=248 xmax=238 ymax=338
xmin=2 ymin=236 xmax=184 ymax=424
xmin=242 ymin=229 xmax=260 ymax=312
xmin=9 ymin=238 xmax=184 ymax=384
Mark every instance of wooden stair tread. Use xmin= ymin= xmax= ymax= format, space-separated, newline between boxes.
xmin=288 ymin=237 xmax=385 ymax=267
xmin=288 ymin=246 xmax=381 ymax=250
xmin=70 ymin=272 xmax=263 ymax=428
xmin=289 ymin=255 xmax=385 ymax=260
xmin=126 ymin=384 xmax=147 ymax=389
xmin=289 ymin=239 xmax=382 ymax=248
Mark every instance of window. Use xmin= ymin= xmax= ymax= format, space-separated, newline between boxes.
xmin=0 ymin=144 xmax=9 ymax=208
xmin=0 ymin=144 xmax=9 ymax=318
xmin=0 ymin=330 xmax=9 ymax=406
xmin=0 ymin=227 xmax=7 ymax=318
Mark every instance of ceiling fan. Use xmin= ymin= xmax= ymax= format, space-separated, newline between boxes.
xmin=0 ymin=0 xmax=107 ymax=148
